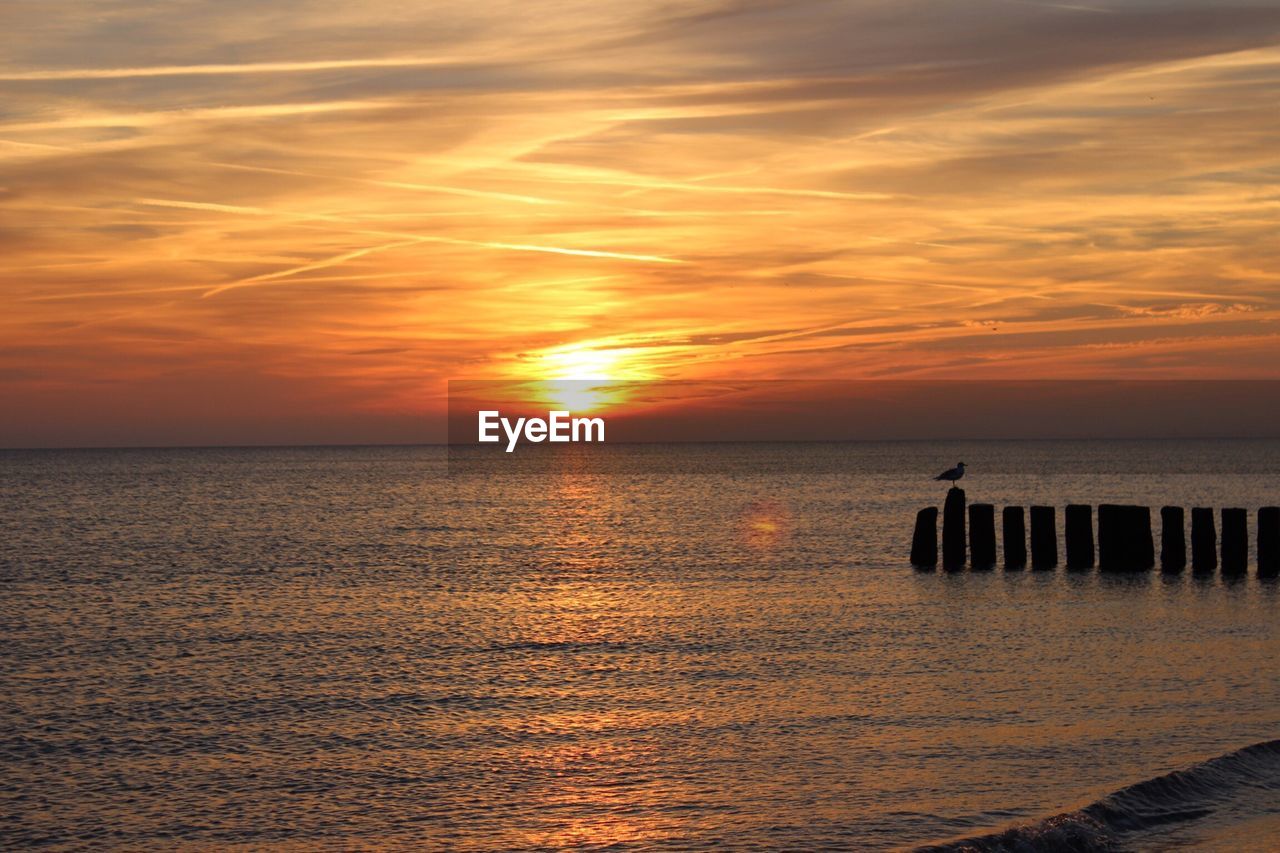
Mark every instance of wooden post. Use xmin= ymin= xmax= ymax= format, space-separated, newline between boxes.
xmin=1098 ymin=504 xmax=1123 ymax=571
xmin=1221 ymin=508 xmax=1247 ymax=576
xmin=911 ymin=507 xmax=938 ymax=568
xmin=1098 ymin=505 xmax=1153 ymax=572
xmin=1259 ymin=507 xmax=1280 ymax=579
xmin=1030 ymin=505 xmax=1056 ymax=570
xmin=1134 ymin=505 xmax=1155 ymax=570
xmin=942 ymin=488 xmax=966 ymax=570
xmin=1191 ymin=507 xmax=1216 ymax=573
xmin=1003 ymin=506 xmax=1027 ymax=570
xmin=1160 ymin=506 xmax=1186 ymax=573
xmin=969 ymin=504 xmax=996 ymax=570
xmin=1065 ymin=504 xmax=1095 ymax=569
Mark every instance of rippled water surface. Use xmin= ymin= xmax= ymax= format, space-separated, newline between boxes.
xmin=2 ymin=441 xmax=1279 ymax=850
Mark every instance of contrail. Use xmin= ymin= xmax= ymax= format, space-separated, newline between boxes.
xmin=0 ymin=100 xmax=393 ymax=133
xmin=531 ymin=170 xmax=894 ymax=201
xmin=203 ymin=239 xmax=427 ymax=297
xmin=139 ymin=197 xmax=683 ymax=264
xmin=200 ymin=235 xmax=681 ymax=298
xmin=210 ymin=162 xmax=565 ymax=207
xmin=132 ymin=197 xmax=684 ymax=298
xmin=0 ymin=56 xmax=470 ymax=82
xmin=472 ymin=241 xmax=679 ymax=263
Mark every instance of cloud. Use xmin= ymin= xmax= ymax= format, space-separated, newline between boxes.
xmin=3 ymin=0 xmax=1280 ymax=444
xmin=0 ymin=56 xmax=477 ymax=82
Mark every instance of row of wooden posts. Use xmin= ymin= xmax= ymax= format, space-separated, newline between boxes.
xmin=910 ymin=488 xmax=1280 ymax=575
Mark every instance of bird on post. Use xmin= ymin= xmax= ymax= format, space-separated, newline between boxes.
xmin=934 ymin=462 xmax=966 ymax=487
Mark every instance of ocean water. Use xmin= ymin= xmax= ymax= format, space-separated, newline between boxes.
xmin=2 ymin=440 xmax=1279 ymax=851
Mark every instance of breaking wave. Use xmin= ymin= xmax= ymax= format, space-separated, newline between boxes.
xmin=918 ymin=739 xmax=1280 ymax=852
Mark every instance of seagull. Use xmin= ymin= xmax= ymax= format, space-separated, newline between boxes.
xmin=934 ymin=462 xmax=966 ymax=486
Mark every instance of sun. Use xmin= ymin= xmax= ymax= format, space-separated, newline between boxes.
xmin=516 ymin=342 xmax=650 ymax=413
xmin=540 ymin=346 xmax=630 ymax=380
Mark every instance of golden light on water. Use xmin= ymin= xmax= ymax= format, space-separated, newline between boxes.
xmin=743 ymin=501 xmax=792 ymax=548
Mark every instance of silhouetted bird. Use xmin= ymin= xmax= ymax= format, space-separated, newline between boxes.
xmin=934 ymin=462 xmax=966 ymax=486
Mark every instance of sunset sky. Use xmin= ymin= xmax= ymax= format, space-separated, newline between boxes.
xmin=4 ymin=1 xmax=1280 ymax=446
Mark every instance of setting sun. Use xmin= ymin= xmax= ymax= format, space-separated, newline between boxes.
xmin=514 ymin=343 xmax=654 ymax=413
xmin=532 ymin=380 xmax=624 ymax=414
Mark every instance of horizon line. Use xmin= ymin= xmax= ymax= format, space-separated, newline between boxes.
xmin=5 ymin=435 xmax=1280 ymax=452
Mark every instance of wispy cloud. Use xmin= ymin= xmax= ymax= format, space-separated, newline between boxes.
xmin=0 ymin=100 xmax=401 ymax=133
xmin=210 ymin=162 xmax=566 ymax=206
xmin=132 ymin=197 xmax=685 ymax=298
xmin=0 ymin=56 xmax=472 ymax=81
xmin=4 ymin=0 xmax=1280 ymax=443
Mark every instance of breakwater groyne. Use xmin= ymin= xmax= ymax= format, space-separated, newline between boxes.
xmin=910 ymin=489 xmax=1280 ymax=575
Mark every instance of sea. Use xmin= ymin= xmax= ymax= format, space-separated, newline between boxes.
xmin=2 ymin=440 xmax=1279 ymax=851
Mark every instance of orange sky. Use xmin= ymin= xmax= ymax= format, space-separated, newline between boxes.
xmin=3 ymin=1 xmax=1280 ymax=445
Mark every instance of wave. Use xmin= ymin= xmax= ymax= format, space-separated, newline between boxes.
xmin=917 ymin=739 xmax=1280 ymax=852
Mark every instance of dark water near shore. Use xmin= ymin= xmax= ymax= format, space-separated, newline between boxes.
xmin=2 ymin=440 xmax=1279 ymax=850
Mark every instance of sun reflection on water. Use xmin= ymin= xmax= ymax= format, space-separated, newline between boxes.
xmin=742 ymin=500 xmax=793 ymax=549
